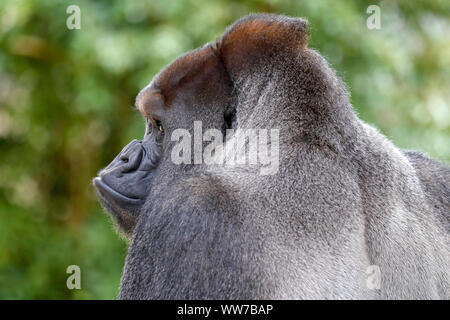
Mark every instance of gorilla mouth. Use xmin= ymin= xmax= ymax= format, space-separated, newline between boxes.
xmin=93 ymin=177 xmax=142 ymax=205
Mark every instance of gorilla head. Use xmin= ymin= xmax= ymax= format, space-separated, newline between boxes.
xmin=94 ymin=41 xmax=235 ymax=237
xmin=94 ymin=14 xmax=450 ymax=299
xmin=93 ymin=14 xmax=320 ymax=234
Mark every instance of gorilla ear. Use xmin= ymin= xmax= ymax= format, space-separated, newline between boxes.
xmin=218 ymin=14 xmax=309 ymax=74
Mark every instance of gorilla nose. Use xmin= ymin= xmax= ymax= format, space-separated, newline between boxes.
xmin=118 ymin=142 xmax=143 ymax=173
xmin=100 ymin=139 xmax=144 ymax=178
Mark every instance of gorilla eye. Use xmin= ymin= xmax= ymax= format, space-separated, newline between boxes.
xmin=155 ymin=119 xmax=164 ymax=133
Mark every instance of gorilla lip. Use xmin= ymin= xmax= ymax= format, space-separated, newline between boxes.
xmin=93 ymin=177 xmax=142 ymax=204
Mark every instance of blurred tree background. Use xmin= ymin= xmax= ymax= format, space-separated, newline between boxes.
xmin=0 ymin=0 xmax=449 ymax=299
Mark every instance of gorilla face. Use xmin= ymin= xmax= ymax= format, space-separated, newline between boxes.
xmin=94 ymin=44 xmax=233 ymax=237
xmin=93 ymin=121 xmax=164 ymax=235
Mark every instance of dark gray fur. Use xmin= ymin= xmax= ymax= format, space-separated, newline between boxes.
xmin=98 ymin=14 xmax=450 ymax=299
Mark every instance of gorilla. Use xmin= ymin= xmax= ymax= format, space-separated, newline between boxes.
xmin=93 ymin=14 xmax=450 ymax=299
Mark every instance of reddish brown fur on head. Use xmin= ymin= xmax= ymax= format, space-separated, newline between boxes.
xmin=217 ymin=14 xmax=309 ymax=77
xmin=136 ymin=14 xmax=308 ymax=119
xmin=136 ymin=45 xmax=231 ymax=119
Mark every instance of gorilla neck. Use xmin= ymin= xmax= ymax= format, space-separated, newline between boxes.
xmin=232 ymin=61 xmax=358 ymax=150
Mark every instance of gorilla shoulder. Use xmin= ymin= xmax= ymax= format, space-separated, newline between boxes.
xmin=403 ymin=150 xmax=450 ymax=229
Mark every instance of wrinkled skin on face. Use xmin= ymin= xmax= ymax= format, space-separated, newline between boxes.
xmin=94 ymin=123 xmax=164 ymax=236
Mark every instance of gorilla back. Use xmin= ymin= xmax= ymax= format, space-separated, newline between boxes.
xmin=94 ymin=14 xmax=450 ymax=299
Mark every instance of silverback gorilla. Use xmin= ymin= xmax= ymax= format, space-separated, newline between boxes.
xmin=93 ymin=14 xmax=450 ymax=299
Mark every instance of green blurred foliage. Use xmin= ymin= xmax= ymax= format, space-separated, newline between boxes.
xmin=0 ymin=0 xmax=448 ymax=299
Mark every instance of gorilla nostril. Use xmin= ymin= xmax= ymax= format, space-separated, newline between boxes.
xmin=119 ymin=147 xmax=143 ymax=174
